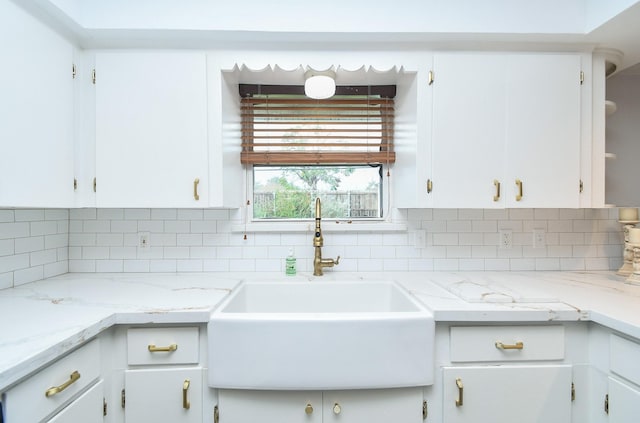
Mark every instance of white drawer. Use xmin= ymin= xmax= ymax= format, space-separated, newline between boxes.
xmin=450 ymin=325 xmax=564 ymax=362
xmin=610 ymin=334 xmax=640 ymax=386
xmin=4 ymin=339 xmax=101 ymax=422
xmin=127 ymin=327 xmax=199 ymax=365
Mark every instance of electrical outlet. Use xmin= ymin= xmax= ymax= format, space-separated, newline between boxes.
xmin=499 ymin=229 xmax=513 ymax=249
xmin=414 ymin=230 xmax=427 ymax=248
xmin=533 ymin=229 xmax=546 ymax=248
xmin=138 ymin=232 xmax=150 ymax=249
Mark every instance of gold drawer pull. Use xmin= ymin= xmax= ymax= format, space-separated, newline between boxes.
xmin=148 ymin=343 xmax=178 ymax=352
xmin=45 ymin=371 xmax=81 ymax=397
xmin=305 ymin=403 xmax=314 ymax=415
xmin=495 ymin=341 xmax=524 ymax=350
xmin=455 ymin=378 xmax=464 ymax=407
xmin=182 ymin=379 xmax=191 ymax=409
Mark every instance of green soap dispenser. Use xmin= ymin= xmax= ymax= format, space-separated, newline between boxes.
xmin=285 ymin=248 xmax=297 ymax=276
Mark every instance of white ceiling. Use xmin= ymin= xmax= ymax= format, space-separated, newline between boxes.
xmin=13 ymin=0 xmax=640 ymax=72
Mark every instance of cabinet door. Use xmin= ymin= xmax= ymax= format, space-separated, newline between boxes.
xmin=124 ymin=367 xmax=202 ymax=423
xmin=608 ymin=377 xmax=640 ymax=423
xmin=0 ymin=1 xmax=74 ymax=208
xmin=431 ymin=53 xmax=507 ymax=208
xmin=323 ymin=388 xmax=423 ymax=423
xmin=46 ymin=380 xmax=104 ymax=423
xmin=442 ymin=365 xmax=572 ymax=423
xmin=95 ymin=51 xmax=208 ymax=207
xmin=218 ymin=389 xmax=322 ymax=423
xmin=505 ymin=54 xmax=582 ymax=207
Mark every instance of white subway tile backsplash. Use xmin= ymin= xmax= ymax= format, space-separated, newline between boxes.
xmin=15 ymin=209 xmax=45 ymax=221
xmin=0 ymin=210 xmax=15 ymax=223
xmin=14 ymin=266 xmax=44 ymax=286
xmin=0 ymin=222 xmax=29 ymax=239
xmin=0 ymin=206 xmax=629 ymax=289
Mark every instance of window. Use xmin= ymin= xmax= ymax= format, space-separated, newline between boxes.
xmin=240 ymin=84 xmax=395 ymax=220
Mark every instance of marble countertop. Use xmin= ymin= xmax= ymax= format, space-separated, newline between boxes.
xmin=1 ymin=270 xmax=640 ymax=391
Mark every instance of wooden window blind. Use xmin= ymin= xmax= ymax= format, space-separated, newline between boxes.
xmin=240 ymin=84 xmax=396 ymax=165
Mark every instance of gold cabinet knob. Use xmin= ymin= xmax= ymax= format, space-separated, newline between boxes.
xmin=305 ymin=403 xmax=314 ymax=414
xmin=333 ymin=403 xmax=342 ymax=414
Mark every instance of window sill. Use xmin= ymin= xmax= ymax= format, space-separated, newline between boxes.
xmin=231 ymin=220 xmax=407 ymax=233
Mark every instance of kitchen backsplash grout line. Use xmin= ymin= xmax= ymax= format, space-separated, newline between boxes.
xmin=0 ymin=207 xmax=625 ymax=289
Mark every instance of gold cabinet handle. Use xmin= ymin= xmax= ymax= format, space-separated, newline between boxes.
xmin=428 ymin=70 xmax=434 ymax=85
xmin=493 ymin=179 xmax=501 ymax=201
xmin=45 ymin=371 xmax=81 ymax=397
xmin=193 ymin=178 xmax=200 ymax=201
xmin=455 ymin=378 xmax=464 ymax=407
xmin=305 ymin=403 xmax=314 ymax=415
xmin=515 ymin=179 xmax=523 ymax=201
xmin=495 ymin=341 xmax=524 ymax=350
xmin=427 ymin=179 xmax=433 ymax=194
xmin=148 ymin=343 xmax=178 ymax=352
xmin=182 ymin=379 xmax=191 ymax=409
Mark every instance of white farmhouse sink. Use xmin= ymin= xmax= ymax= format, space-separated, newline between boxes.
xmin=207 ymin=280 xmax=434 ymax=390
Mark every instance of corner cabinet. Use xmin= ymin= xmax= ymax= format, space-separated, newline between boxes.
xmin=0 ymin=2 xmax=75 ymax=208
xmin=94 ymin=51 xmax=209 ymax=207
xmin=122 ymin=327 xmax=203 ymax=423
xmin=400 ymin=52 xmax=584 ymax=208
xmin=2 ymin=339 xmax=103 ymax=422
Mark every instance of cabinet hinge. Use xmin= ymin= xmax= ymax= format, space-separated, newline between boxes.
xmin=571 ymin=382 xmax=576 ymax=401
xmin=72 ymin=63 xmax=76 ymax=79
xmin=103 ymin=398 xmax=107 ymax=416
xmin=604 ymin=394 xmax=609 ymax=414
xmin=121 ymin=389 xmax=126 ymax=409
xmin=214 ymin=405 xmax=220 ymax=423
xmin=422 ymin=400 xmax=428 ymax=420
xmin=580 ymin=71 xmax=585 ymax=85
xmin=579 ymin=180 xmax=584 ymax=193
xmin=428 ymin=70 xmax=434 ymax=86
xmin=92 ymin=68 xmax=96 ymax=84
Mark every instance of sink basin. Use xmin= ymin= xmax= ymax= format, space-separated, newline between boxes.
xmin=207 ymin=280 xmax=434 ymax=390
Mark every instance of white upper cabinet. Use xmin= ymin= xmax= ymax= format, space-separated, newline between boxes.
xmin=408 ymin=52 xmax=584 ymax=208
xmin=0 ymin=1 xmax=75 ymax=208
xmin=430 ymin=53 xmax=508 ymax=208
xmin=504 ymin=54 xmax=582 ymax=208
xmin=95 ymin=51 xmax=209 ymax=207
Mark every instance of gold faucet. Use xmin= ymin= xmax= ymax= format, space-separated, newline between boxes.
xmin=313 ymin=197 xmax=340 ymax=276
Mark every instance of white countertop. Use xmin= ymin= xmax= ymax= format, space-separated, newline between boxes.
xmin=1 ymin=270 xmax=640 ymax=391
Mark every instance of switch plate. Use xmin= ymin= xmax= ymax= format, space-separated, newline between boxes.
xmin=499 ymin=229 xmax=513 ymax=249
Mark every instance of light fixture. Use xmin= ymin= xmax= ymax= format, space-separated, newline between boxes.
xmin=304 ymin=69 xmax=336 ymax=99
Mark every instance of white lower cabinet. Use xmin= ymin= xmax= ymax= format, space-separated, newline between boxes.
xmin=442 ymin=365 xmax=572 ymax=423
xmin=47 ymin=380 xmax=104 ymax=423
xmin=3 ymin=339 xmax=102 ymax=422
xmin=124 ymin=368 xmax=203 ymax=423
xmin=608 ymin=377 xmax=640 ymax=423
xmin=217 ymin=388 xmax=424 ymax=423
xmin=122 ymin=326 xmax=203 ymax=423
